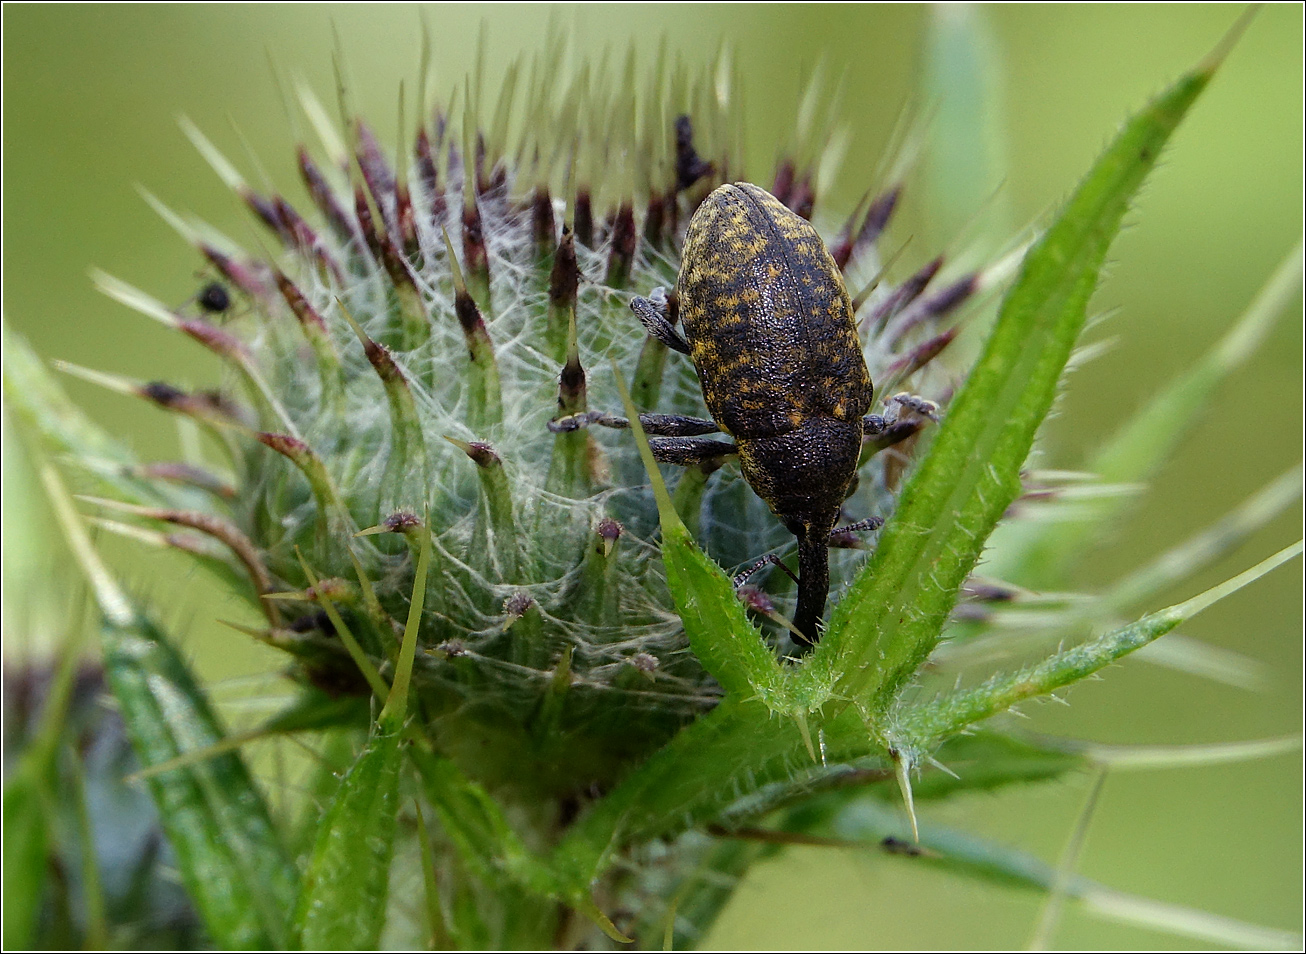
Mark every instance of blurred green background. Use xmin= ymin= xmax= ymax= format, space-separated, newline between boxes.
xmin=3 ymin=4 xmax=1300 ymax=949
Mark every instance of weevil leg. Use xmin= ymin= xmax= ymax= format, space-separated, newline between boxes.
xmin=862 ymin=393 xmax=939 ymax=440
xmin=888 ymin=392 xmax=940 ymax=422
xmin=828 ymin=515 xmax=884 ymax=549
xmin=647 ymin=436 xmax=737 ymax=466
xmin=733 ymin=553 xmax=800 ymax=588
xmin=863 ymin=413 xmax=890 ymax=436
xmin=862 ymin=415 xmax=924 ymax=453
xmin=831 ymin=516 xmax=884 ymax=537
xmin=548 ymin=410 xmax=719 ymax=436
xmin=631 ymin=288 xmax=692 ymax=355
xmin=639 ymin=413 xmax=720 ymax=436
xmin=548 ymin=410 xmax=628 ymax=433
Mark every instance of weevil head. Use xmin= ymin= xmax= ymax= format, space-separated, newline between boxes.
xmin=736 ymin=416 xmax=864 ymax=537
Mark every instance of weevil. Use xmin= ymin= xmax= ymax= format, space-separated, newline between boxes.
xmin=554 ymin=182 xmax=909 ymax=648
xmin=196 ymin=280 xmax=232 ymax=315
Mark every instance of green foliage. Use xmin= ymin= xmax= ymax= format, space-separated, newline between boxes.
xmin=294 ymin=727 xmax=402 ymax=949
xmin=901 ymin=543 xmax=1302 ymax=745
xmin=100 ymin=611 xmax=299 ymax=948
xmin=3 ymin=758 xmax=51 ymax=949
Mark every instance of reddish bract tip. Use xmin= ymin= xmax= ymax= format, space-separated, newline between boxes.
xmin=503 ymin=591 xmax=535 ymax=618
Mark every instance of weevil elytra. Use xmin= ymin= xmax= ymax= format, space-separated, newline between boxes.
xmin=555 ymin=182 xmax=904 ymax=648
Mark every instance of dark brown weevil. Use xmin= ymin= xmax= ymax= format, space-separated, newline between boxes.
xmin=552 ymin=182 xmax=902 ymax=648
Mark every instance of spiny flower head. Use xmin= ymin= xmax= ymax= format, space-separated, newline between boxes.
xmin=74 ymin=48 xmax=986 ymax=800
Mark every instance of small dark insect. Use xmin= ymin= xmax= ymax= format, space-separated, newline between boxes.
xmin=880 ymin=836 xmax=928 ymax=858
xmin=554 ymin=182 xmax=903 ymax=648
xmin=196 ymin=280 xmax=232 ymax=315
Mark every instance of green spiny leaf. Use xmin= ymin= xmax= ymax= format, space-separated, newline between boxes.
xmin=909 ymin=730 xmax=1087 ymax=800
xmin=612 ymin=362 xmax=792 ymax=707
xmin=900 ymin=542 xmax=1302 ymax=745
xmin=101 ymin=613 xmax=300 ymax=949
xmin=31 ymin=436 xmax=298 ymax=949
xmin=124 ymin=690 xmax=369 ymax=783
xmin=551 ymin=697 xmax=890 ymax=890
xmin=293 ymin=726 xmax=402 ymax=950
xmin=813 ymin=45 xmax=1223 ymax=717
xmin=641 ymin=730 xmax=1088 ymax=949
xmin=291 ymin=730 xmax=357 ymax=858
xmin=379 ymin=514 xmax=432 ymax=728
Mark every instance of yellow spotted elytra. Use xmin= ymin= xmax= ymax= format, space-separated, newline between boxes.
xmin=553 ymin=182 xmax=893 ymax=648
